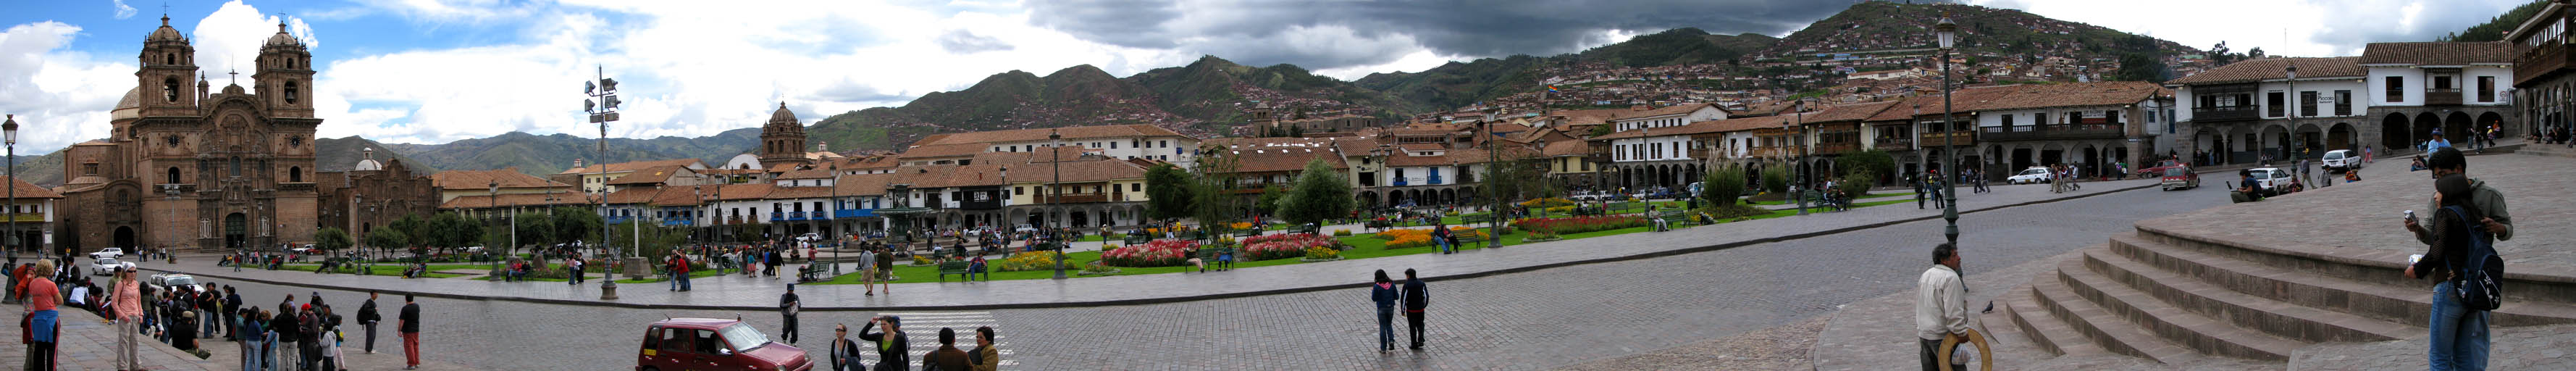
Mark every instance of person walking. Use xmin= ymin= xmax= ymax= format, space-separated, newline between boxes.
xmin=921 ymin=328 xmax=971 ymax=371
xmin=857 ymin=247 xmax=878 ymax=296
xmin=358 ymin=291 xmax=380 ymax=354
xmin=113 ymin=268 xmax=144 ymax=371
xmin=1369 ymin=270 xmax=1398 ymax=353
xmin=1912 ymin=172 xmax=1929 ymax=208
xmin=25 ymin=259 xmax=62 ymax=371
xmin=1917 ymin=243 xmax=1971 ymax=371
xmin=968 ymin=327 xmax=998 ymax=371
xmin=1401 ymin=269 xmax=1429 ymax=350
xmin=398 ymin=295 xmax=421 ymax=370
xmin=779 ymin=285 xmax=801 ymax=344
xmin=857 ymin=316 xmax=909 ymax=371
xmin=830 ymin=324 xmax=864 ymax=371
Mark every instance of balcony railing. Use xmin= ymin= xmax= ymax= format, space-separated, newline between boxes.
xmin=1918 ymin=131 xmax=1975 ymax=146
xmin=2514 ymin=41 xmax=2569 ymax=86
xmin=2425 ymin=88 xmax=2464 ymax=106
xmin=1811 ymin=142 xmax=1860 ymax=155
xmin=2191 ymin=107 xmax=2259 ymax=122
xmin=0 ymin=213 xmax=44 ymax=222
xmin=1872 ymin=139 xmax=1914 ymax=151
xmin=1048 ymin=193 xmax=1109 ymax=204
xmin=769 ymin=211 xmax=825 ymax=222
xmin=834 ymin=208 xmax=876 ymax=219
xmin=1979 ymin=124 xmax=2123 ymax=141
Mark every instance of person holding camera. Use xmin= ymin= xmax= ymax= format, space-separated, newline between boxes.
xmin=856 ymin=316 xmax=909 ymax=371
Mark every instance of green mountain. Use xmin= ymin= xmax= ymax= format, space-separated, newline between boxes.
xmin=1578 ymin=28 xmax=1776 ymax=67
xmin=1770 ymin=1 xmax=2196 ymax=59
xmin=1354 ymin=55 xmax=1554 ymax=112
xmin=805 ymin=57 xmax=1426 ymax=151
xmin=2441 ymin=0 xmax=2551 ymax=42
xmin=377 ymin=129 xmax=759 ymax=175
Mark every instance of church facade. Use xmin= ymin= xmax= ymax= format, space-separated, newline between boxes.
xmin=56 ymin=16 xmax=322 ymax=252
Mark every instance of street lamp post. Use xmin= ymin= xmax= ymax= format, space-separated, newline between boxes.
xmin=2286 ymin=66 xmax=2299 ymax=163
xmin=1049 ymin=130 xmax=1067 ymax=280
xmin=831 ymin=163 xmax=842 ymax=275
xmin=490 ymin=180 xmax=503 ymax=277
xmin=1372 ymin=144 xmax=1392 ymax=217
xmin=1794 ymin=102 xmax=1809 ymax=216
xmin=1937 ymin=14 xmax=1963 ymax=246
xmin=584 ymin=65 xmax=623 ymax=299
xmin=1535 ymin=138 xmax=1548 ymax=217
xmin=4 ymin=114 xmax=16 ymax=257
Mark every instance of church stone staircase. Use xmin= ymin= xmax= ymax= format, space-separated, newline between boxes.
xmin=1997 ymin=225 xmax=2576 ymax=364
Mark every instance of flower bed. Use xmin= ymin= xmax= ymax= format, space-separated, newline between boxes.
xmin=1512 ymin=215 xmax=1648 ymax=235
xmin=1102 ymin=239 xmax=1199 ymax=267
xmin=1241 ymin=233 xmax=1338 ymax=261
xmin=1303 ymin=246 xmax=1341 ymax=260
xmin=1517 ymin=197 xmax=1574 ymax=209
xmin=995 ymin=251 xmax=1057 ymax=272
xmin=1375 ymin=228 xmax=1485 ymax=249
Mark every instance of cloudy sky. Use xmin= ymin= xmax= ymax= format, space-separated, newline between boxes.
xmin=0 ymin=0 xmax=2530 ymax=153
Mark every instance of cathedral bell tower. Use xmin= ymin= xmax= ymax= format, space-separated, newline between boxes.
xmin=254 ymin=20 xmax=316 ymax=119
xmin=757 ymin=102 xmax=811 ymax=167
xmin=136 ymin=14 xmax=199 ymax=117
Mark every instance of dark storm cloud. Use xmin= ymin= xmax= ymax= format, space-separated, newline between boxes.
xmin=1025 ymin=0 xmax=1864 ymax=70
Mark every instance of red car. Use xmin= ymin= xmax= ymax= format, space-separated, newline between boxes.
xmin=2134 ymin=159 xmax=2187 ymax=179
xmin=638 ymin=318 xmax=813 ymax=371
xmin=2157 ymin=164 xmax=2200 ymax=191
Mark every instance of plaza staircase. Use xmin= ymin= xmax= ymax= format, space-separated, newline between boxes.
xmin=1990 ymin=225 xmax=2576 ymax=364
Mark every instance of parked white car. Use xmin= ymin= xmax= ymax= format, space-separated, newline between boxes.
xmin=2006 ymin=167 xmax=2053 ymax=184
xmin=88 ymin=247 xmax=125 ymax=259
xmin=2320 ymin=149 xmax=2362 ymax=172
xmin=2246 ymin=167 xmax=2296 ymax=194
xmin=90 ymin=257 xmax=135 ymax=275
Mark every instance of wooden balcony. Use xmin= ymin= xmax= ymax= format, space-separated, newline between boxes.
xmin=2425 ymin=88 xmax=2464 ymax=106
xmin=1872 ymin=139 xmax=1914 ymax=151
xmin=1918 ymin=131 xmax=1975 ymax=146
xmin=2514 ymin=40 xmax=2572 ymax=86
xmin=1044 ymin=193 xmax=1109 ymax=204
xmin=0 ymin=213 xmax=43 ymax=222
xmin=1812 ymin=142 xmax=1860 ymax=155
xmin=2192 ymin=107 xmax=2259 ymax=122
xmin=1979 ymin=124 xmax=2123 ymax=142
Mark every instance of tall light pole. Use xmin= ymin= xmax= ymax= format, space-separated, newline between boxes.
xmin=1937 ymin=14 xmax=1963 ymax=246
xmin=2285 ymin=65 xmax=2299 ymax=164
xmin=489 ymin=180 xmax=503 ymax=276
xmin=830 ymin=163 xmax=842 ymax=275
xmin=1484 ymin=120 xmax=1501 ymax=249
xmin=585 ymin=64 xmax=623 ymax=299
xmin=1372 ymin=144 xmax=1392 ymax=217
xmin=1794 ymin=101 xmax=1810 ymax=216
xmin=4 ymin=114 xmax=16 ymax=257
xmin=1049 ymin=130 xmax=1067 ymax=280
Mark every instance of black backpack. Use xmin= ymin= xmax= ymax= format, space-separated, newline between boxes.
xmin=2441 ymin=206 xmax=2506 ymax=312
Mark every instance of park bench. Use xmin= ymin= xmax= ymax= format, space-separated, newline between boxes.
xmin=1291 ymin=223 xmax=1320 ymax=235
xmin=1232 ymin=228 xmax=1261 ymax=238
xmin=1452 ymin=230 xmax=1486 ymax=249
xmin=797 ymin=262 xmax=831 ymax=283
xmin=1364 ymin=220 xmax=1393 ymax=231
xmin=1193 ymin=247 xmax=1234 ymax=272
xmin=1654 ymin=209 xmax=1690 ymax=227
xmin=1461 ymin=214 xmax=1494 ymax=225
xmin=936 ymin=260 xmax=976 ymax=282
xmin=1123 ymin=234 xmax=1153 ymax=246
xmin=1607 ymin=202 xmax=1641 ymax=214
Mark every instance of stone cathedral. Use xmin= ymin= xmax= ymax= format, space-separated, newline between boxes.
xmin=58 ymin=16 xmax=322 ymax=251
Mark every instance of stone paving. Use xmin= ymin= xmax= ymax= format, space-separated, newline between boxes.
xmin=2136 ymin=152 xmax=2576 ymax=279
xmin=0 ymin=300 xmax=477 ymax=371
xmin=142 ymin=175 xmax=2167 ymax=311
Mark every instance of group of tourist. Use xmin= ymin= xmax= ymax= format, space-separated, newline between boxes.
xmin=823 ymin=316 xmax=1000 ymax=371
xmin=1915 ymin=146 xmax=2513 ymax=370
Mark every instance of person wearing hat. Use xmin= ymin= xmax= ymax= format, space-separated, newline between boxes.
xmin=2425 ymin=128 xmax=2453 ymax=153
xmin=779 ymin=284 xmax=801 ymax=344
xmin=857 ymin=316 xmax=909 ymax=371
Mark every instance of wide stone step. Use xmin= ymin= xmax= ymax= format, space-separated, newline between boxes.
xmin=2029 ymin=270 xmax=2202 ymax=364
xmin=2056 ymin=257 xmax=2302 ymax=362
xmin=2133 ymin=225 xmax=2576 ymax=306
xmin=1999 ymin=286 xmax=2103 ymax=357
xmin=2110 ymin=234 xmax=2576 ymax=328
xmin=2082 ymin=249 xmax=2415 ymax=343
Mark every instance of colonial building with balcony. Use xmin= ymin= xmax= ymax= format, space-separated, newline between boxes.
xmin=2362 ymin=42 xmax=2516 ymax=153
xmin=0 ymin=176 xmax=61 ymax=252
xmin=902 ymin=124 xmax=1200 ymax=169
xmin=315 ymin=148 xmax=436 ymax=245
xmin=2168 ymin=57 xmax=2370 ymax=167
xmin=549 ymin=158 xmax=708 ymax=194
xmin=2513 ymin=1 xmax=2576 ymax=144
xmin=1957 ymin=81 xmax=2170 ymax=178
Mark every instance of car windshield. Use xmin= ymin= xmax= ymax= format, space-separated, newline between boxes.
xmin=97 ymin=258 xmax=117 ymax=264
xmin=2165 ymin=168 xmax=2188 ymax=177
xmin=716 ymin=323 xmax=772 ymax=351
xmin=162 ymin=276 xmax=195 ymax=286
xmin=2324 ymin=151 xmax=2345 ymax=160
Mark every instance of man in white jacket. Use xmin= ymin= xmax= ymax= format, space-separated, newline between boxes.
xmin=1916 ymin=243 xmax=1970 ymax=371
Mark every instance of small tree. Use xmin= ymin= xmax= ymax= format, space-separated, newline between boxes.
xmin=1255 ymin=186 xmax=1288 ymax=217
xmin=512 ymin=210 xmax=554 ymax=252
xmin=313 ymin=228 xmax=353 ymax=253
xmin=1280 ymin=158 xmax=1354 ymax=227
xmin=1842 ymin=150 xmax=1897 ymax=184
xmin=1704 ymin=166 xmax=1747 ymax=206
xmin=427 ymin=211 xmax=484 ymax=255
xmin=1760 ymin=165 xmax=1790 ymax=193
xmin=362 ymin=228 xmax=408 ymax=259
xmin=1143 ymin=163 xmax=1196 ymax=222
xmin=389 ymin=214 xmax=429 ymax=255
xmin=550 ymin=207 xmax=605 ymax=249
xmin=1834 ymin=170 xmax=1876 ymax=198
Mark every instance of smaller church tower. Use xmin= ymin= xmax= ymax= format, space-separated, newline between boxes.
xmin=136 ymin=14 xmax=199 ymax=117
xmin=757 ymin=102 xmax=811 ymax=168
xmin=254 ymin=20 xmax=316 ymax=119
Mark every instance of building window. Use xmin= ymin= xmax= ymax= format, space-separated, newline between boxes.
xmin=167 ymin=167 xmax=182 ymax=184
xmin=2478 ymin=76 xmax=2496 ymax=102
xmin=1014 ymin=186 xmax=1023 ymax=196
xmin=164 ymin=78 xmax=180 ymax=102
xmin=2266 ymin=91 xmax=2285 ymax=117
xmin=2334 ymin=90 xmax=2352 ymax=115
xmin=288 ymin=167 xmax=302 ymax=183
xmin=2433 ymin=75 xmax=2454 ymax=90
xmin=284 ymin=81 xmax=300 ymax=104
xmin=2386 ymin=76 xmax=2403 ymax=102
xmin=2001 ymin=114 xmax=2014 ymax=128
xmin=1130 ymin=183 xmax=1141 ymax=191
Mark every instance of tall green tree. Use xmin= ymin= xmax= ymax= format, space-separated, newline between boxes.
xmin=511 ymin=210 xmax=555 ymax=251
xmin=1841 ymin=149 xmax=1898 ymax=183
xmin=608 ymin=222 xmax=690 ymax=259
xmin=427 ymin=212 xmax=484 ymax=254
xmin=1280 ymin=159 xmax=1354 ymax=226
xmin=1761 ymin=165 xmax=1790 ymax=193
xmin=361 ymin=228 xmax=407 ymax=255
xmin=1254 ymin=186 xmax=1288 ymax=217
xmin=312 ymin=228 xmax=352 ymax=253
xmin=550 ymin=207 xmax=604 ymax=246
xmin=1143 ymin=163 xmax=1196 ymax=222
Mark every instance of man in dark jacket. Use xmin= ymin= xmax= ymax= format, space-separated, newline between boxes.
xmin=856 ymin=316 xmax=908 ymax=371
xmin=399 ymin=295 xmax=421 ymax=370
xmin=1401 ymin=269 xmax=1429 ymax=350
xmin=920 ymin=328 xmax=970 ymax=371
xmin=358 ymin=291 xmax=380 ymax=354
xmin=224 ymin=286 xmax=243 ymax=341
xmin=779 ymin=285 xmax=800 ymax=344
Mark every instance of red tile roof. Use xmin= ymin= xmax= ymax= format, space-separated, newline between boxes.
xmin=437 ymin=191 xmax=597 ymax=209
xmin=0 ymin=176 xmax=62 ymax=199
xmin=2359 ymin=42 xmax=2514 ymax=65
xmin=604 ymin=165 xmax=692 ymax=186
xmin=1225 ymin=146 xmax=1347 ymax=173
xmin=1952 ymin=81 xmax=2167 ymax=112
xmin=555 ymin=159 xmax=705 ymax=175
xmin=2166 ymin=57 xmax=2365 ymax=86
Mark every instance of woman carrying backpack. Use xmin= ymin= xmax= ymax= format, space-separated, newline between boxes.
xmin=2405 ymin=173 xmax=2496 ymax=370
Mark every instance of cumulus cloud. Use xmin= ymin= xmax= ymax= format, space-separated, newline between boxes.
xmin=936 ymin=30 xmax=1012 ymax=54
xmin=1968 ymin=0 xmax=2527 ymax=57
xmin=0 ymin=21 xmax=134 ymax=152
xmin=110 ymin=0 xmax=137 ymax=20
xmin=1026 ymin=0 xmax=1862 ymax=70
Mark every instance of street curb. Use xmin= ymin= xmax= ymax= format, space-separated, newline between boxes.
xmin=146 ymin=183 xmax=2157 ymax=312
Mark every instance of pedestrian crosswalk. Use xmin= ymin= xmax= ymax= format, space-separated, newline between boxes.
xmin=855 ymin=311 xmax=1015 ymax=370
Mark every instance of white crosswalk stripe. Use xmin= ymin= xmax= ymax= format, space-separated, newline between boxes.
xmin=848 ymin=311 xmax=1015 ymax=370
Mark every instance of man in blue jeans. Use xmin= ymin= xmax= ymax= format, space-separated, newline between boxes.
xmin=1431 ymin=223 xmax=1454 ymax=254
xmin=2402 ymin=149 xmax=2510 ymax=371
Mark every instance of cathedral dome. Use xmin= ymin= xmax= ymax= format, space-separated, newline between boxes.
xmin=146 ymin=16 xmax=186 ymax=43
xmin=770 ymin=103 xmax=798 ymax=123
xmin=117 ymin=88 xmax=141 ymax=110
xmin=264 ymin=22 xmax=303 ymax=49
